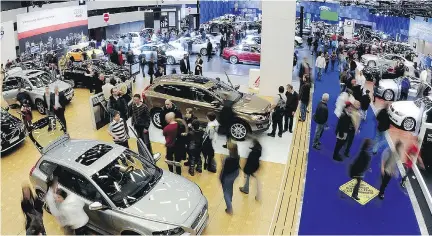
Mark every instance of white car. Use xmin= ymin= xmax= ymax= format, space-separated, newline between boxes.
xmin=169 ymin=37 xmax=218 ymax=55
xmin=133 ymin=43 xmax=187 ymax=65
xmin=241 ymin=35 xmax=261 ymax=45
xmin=128 ymin=31 xmax=142 ymax=48
xmin=388 ymin=96 xmax=432 ymax=131
xmin=295 ymin=36 xmax=303 ymax=46
xmin=375 ymin=77 xmax=428 ymax=101
xmin=360 ymin=54 xmax=415 ymax=76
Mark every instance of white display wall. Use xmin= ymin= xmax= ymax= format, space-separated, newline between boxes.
xmin=0 ymin=21 xmax=17 ymax=64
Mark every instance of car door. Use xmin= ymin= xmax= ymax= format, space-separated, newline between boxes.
xmin=240 ymin=46 xmax=252 ymax=62
xmin=190 ymin=87 xmax=222 ymax=122
xmin=162 ymin=84 xmax=195 ymax=114
xmin=250 ymin=47 xmax=261 ymax=64
xmin=53 ymin=166 xmax=116 ymax=234
xmin=2 ymin=77 xmax=21 ymax=105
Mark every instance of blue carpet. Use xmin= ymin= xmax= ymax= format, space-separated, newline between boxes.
xmin=298 ymin=62 xmax=420 ymax=234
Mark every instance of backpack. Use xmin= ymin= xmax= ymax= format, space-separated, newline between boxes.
xmin=275 ymin=94 xmax=286 ymax=113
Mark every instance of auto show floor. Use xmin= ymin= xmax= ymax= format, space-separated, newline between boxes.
xmin=298 ymin=65 xmax=423 ymax=234
xmin=0 ymin=82 xmax=295 ymax=235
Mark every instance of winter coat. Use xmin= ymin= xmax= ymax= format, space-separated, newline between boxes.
xmin=243 ymin=143 xmax=261 ymax=175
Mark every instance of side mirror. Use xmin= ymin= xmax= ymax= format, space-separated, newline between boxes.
xmin=234 ymin=85 xmax=240 ymax=90
xmin=89 ymin=202 xmax=104 ymax=211
xmin=153 ymin=153 xmax=161 ymax=162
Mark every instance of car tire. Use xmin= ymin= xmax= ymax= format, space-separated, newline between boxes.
xmin=200 ymin=48 xmax=207 ymax=56
xmin=383 ymin=89 xmax=394 ymax=101
xmin=402 ymin=117 xmax=416 ymax=131
xmin=35 ymin=99 xmax=46 ymax=115
xmin=151 ymin=109 xmax=163 ymax=129
xmin=230 ymin=121 xmax=249 ymax=141
xmin=167 ymin=56 xmax=175 ymax=65
xmin=367 ymin=60 xmax=376 ymax=67
xmin=229 ymin=56 xmax=239 ymax=64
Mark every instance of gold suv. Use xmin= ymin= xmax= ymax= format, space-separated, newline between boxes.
xmin=142 ymin=75 xmax=272 ymax=140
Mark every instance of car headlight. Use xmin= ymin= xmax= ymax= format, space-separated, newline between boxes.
xmin=395 ymin=110 xmax=404 ymax=116
xmin=251 ymin=114 xmax=266 ymax=121
xmin=152 ymin=227 xmax=185 ymax=235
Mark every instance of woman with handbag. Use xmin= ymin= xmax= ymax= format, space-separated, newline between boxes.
xmin=349 ymin=138 xmax=372 ymax=200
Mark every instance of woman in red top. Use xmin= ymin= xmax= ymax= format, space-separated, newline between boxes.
xmin=401 ymin=139 xmax=424 ymax=188
xmin=163 ymin=112 xmax=181 ymax=175
xmin=118 ymin=49 xmax=124 ymax=66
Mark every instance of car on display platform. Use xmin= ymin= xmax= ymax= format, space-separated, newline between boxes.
xmin=68 ymin=42 xmax=104 ymax=62
xmin=374 ymin=76 xmax=431 ymax=101
xmin=294 ymin=36 xmax=303 ymax=46
xmin=132 ymin=43 xmax=187 ymax=65
xmin=360 ymin=53 xmax=415 ymax=76
xmin=28 ymin=116 xmax=209 ymax=235
xmin=142 ymin=74 xmax=271 ymax=140
xmin=2 ymin=69 xmax=74 ymax=114
xmin=388 ymin=96 xmax=432 ymax=131
xmin=222 ymin=44 xmax=260 ymax=65
xmin=127 ymin=31 xmax=142 ymax=48
xmin=0 ymin=107 xmax=26 ymax=153
xmin=169 ymin=37 xmax=218 ymax=56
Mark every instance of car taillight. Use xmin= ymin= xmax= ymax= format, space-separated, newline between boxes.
xmin=30 ymin=157 xmax=41 ymax=176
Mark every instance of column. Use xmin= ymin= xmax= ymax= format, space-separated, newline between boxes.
xmin=259 ymin=0 xmax=297 ymax=97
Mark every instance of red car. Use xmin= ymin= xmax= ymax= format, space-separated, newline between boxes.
xmin=222 ymin=45 xmax=261 ymax=65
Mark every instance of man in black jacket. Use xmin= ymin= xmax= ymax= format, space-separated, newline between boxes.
xmin=179 ymin=54 xmax=190 ymax=74
xmin=299 ymin=75 xmax=311 ymax=122
xmin=129 ymin=94 xmax=152 ymax=154
xmin=108 ymin=87 xmax=129 ymax=134
xmin=157 ymin=49 xmax=167 ymax=75
xmin=333 ymin=103 xmax=354 ymax=161
xmin=312 ymin=93 xmax=329 ymax=150
xmin=160 ymin=99 xmax=183 ymax=128
xmin=372 ymin=103 xmax=391 ymax=154
xmin=51 ymin=85 xmax=68 ymax=131
xmin=284 ymin=84 xmax=299 ymax=133
xmin=206 ymin=39 xmax=213 ymax=62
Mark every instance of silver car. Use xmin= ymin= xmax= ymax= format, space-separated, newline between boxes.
xmin=2 ymin=69 xmax=74 ymax=114
xmin=29 ymin=116 xmax=209 ymax=235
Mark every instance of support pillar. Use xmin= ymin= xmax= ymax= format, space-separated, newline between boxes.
xmin=259 ymin=1 xmax=296 ymax=97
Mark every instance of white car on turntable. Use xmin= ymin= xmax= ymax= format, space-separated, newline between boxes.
xmin=169 ymin=37 xmax=218 ymax=56
xmin=388 ymin=96 xmax=432 ymax=131
xmin=360 ymin=53 xmax=415 ymax=76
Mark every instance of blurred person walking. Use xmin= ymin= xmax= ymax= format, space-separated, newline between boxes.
xmin=360 ymin=90 xmax=371 ymax=121
xmin=312 ymin=93 xmax=329 ymax=150
xmin=195 ymin=54 xmax=204 ymax=75
xmin=349 ymin=139 xmax=373 ymax=200
xmin=45 ymin=176 xmax=64 ymax=228
xmin=284 ymin=84 xmax=299 ymax=133
xmin=56 ymin=189 xmax=89 ymax=235
xmin=315 ymin=52 xmax=326 ymax=81
xmin=220 ymin=141 xmax=240 ymax=215
xmin=331 ymin=51 xmax=337 ymax=71
xmin=148 ymin=55 xmax=155 ymax=84
xmin=333 ymin=103 xmax=355 ymax=161
xmin=372 ymin=103 xmax=391 ymax=155
xmin=220 ymin=92 xmax=235 ymax=147
xmin=401 ymin=138 xmax=425 ymax=188
xmin=324 ymin=51 xmax=330 ymax=73
xmin=207 ymin=39 xmax=213 ymax=62
xmin=299 ymin=75 xmax=311 ymax=122
xmin=379 ymin=140 xmax=403 ymax=199
xmin=21 ymin=184 xmax=44 ymax=232
xmin=239 ymin=138 xmax=262 ymax=201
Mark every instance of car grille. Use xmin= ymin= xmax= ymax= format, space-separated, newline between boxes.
xmin=191 ymin=204 xmax=207 ymax=229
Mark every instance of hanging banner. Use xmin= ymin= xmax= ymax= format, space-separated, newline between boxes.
xmin=16 ymin=5 xmax=88 ymax=55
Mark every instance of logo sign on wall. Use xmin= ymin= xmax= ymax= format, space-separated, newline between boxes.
xmin=103 ymin=13 xmax=110 ymax=23
xmin=160 ymin=16 xmax=169 ymax=28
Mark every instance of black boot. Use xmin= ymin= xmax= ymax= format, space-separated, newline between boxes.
xmin=188 ymin=168 xmax=195 ymax=176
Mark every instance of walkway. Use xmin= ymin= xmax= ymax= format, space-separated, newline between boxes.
xmin=298 ymin=64 xmax=421 ymax=234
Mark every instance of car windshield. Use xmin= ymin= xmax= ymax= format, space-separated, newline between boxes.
xmin=28 ymin=72 xmax=56 ymax=88
xmin=92 ymin=149 xmax=161 ymax=208
xmin=414 ymin=97 xmax=432 ymax=109
xmin=209 ymin=82 xmax=242 ymax=102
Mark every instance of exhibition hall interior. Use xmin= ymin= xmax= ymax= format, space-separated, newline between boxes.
xmin=2 ymin=0 xmax=432 ymax=235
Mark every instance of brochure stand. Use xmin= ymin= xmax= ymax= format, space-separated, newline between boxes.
xmin=89 ymin=92 xmax=110 ymax=130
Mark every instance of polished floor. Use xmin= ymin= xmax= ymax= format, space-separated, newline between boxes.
xmin=0 ymin=70 xmax=304 ymax=235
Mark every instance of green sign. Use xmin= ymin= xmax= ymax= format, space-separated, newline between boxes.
xmin=320 ymin=10 xmax=338 ymax=21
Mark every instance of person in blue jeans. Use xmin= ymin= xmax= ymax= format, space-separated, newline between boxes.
xmin=372 ymin=103 xmax=391 ymax=154
xmin=312 ymin=93 xmax=329 ymax=150
xmin=299 ymin=75 xmax=311 ymax=122
xmin=220 ymin=141 xmax=240 ymax=215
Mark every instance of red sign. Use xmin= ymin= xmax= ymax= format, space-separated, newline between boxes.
xmin=103 ymin=13 xmax=109 ymax=23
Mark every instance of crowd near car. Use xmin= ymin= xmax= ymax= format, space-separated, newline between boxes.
xmin=2 ymin=68 xmax=74 ymax=114
xmin=169 ymin=37 xmax=218 ymax=56
xmin=28 ymin=117 xmax=209 ymax=235
xmin=133 ymin=43 xmax=187 ymax=65
xmin=142 ymin=74 xmax=271 ymax=140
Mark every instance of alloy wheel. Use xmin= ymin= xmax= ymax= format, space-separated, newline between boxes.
xmin=383 ymin=90 xmax=394 ymax=101
xmin=229 ymin=56 xmax=238 ymax=64
xmin=200 ymin=48 xmax=207 ymax=56
xmin=230 ymin=123 xmax=247 ymax=140
xmin=403 ymin=118 xmax=415 ymax=131
xmin=36 ymin=100 xmax=45 ymax=114
xmin=153 ymin=112 xmax=162 ymax=128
